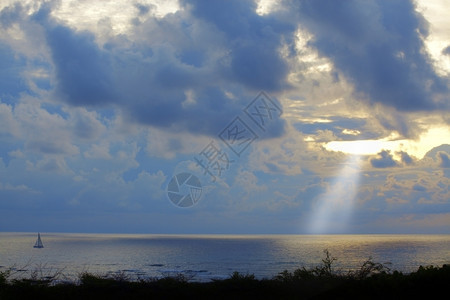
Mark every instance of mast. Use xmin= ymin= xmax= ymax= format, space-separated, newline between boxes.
xmin=34 ymin=233 xmax=44 ymax=248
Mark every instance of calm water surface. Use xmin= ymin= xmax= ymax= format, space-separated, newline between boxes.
xmin=0 ymin=233 xmax=449 ymax=282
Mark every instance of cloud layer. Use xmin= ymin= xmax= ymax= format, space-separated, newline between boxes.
xmin=295 ymin=0 xmax=448 ymax=112
xmin=0 ymin=0 xmax=449 ymax=233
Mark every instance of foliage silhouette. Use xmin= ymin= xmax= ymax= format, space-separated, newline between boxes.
xmin=1 ymin=250 xmax=449 ymax=299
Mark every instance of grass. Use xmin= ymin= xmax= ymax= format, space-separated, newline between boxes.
xmin=1 ymin=250 xmax=449 ymax=299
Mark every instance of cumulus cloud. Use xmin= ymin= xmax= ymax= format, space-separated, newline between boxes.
xmin=438 ymin=151 xmax=450 ymax=168
xmin=294 ymin=0 xmax=448 ymax=112
xmin=184 ymin=0 xmax=293 ymax=91
xmin=10 ymin=0 xmax=288 ymax=138
xmin=33 ymin=157 xmax=71 ymax=173
xmin=423 ymin=144 xmax=450 ymax=167
xmin=69 ymin=108 xmax=106 ymax=140
xmin=83 ymin=142 xmax=112 ymax=160
xmin=397 ymin=150 xmax=414 ymax=165
xmin=13 ymin=100 xmax=79 ymax=156
xmin=370 ymin=150 xmax=398 ymax=168
xmin=2 ymin=0 xmax=449 ymax=142
xmin=363 ymin=166 xmax=450 ymax=210
xmin=44 ymin=24 xmax=116 ymax=106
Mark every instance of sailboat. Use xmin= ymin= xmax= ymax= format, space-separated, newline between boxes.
xmin=33 ymin=233 xmax=44 ymax=248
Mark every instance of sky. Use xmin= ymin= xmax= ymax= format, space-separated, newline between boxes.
xmin=0 ymin=0 xmax=449 ymax=234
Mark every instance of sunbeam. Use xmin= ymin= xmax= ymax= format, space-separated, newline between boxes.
xmin=308 ymin=155 xmax=362 ymax=234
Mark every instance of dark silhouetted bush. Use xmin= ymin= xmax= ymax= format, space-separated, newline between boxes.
xmin=1 ymin=252 xmax=449 ymax=299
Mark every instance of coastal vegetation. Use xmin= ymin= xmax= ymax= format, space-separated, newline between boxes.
xmin=1 ymin=250 xmax=448 ymax=299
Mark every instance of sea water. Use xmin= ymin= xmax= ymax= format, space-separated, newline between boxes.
xmin=0 ymin=233 xmax=449 ymax=282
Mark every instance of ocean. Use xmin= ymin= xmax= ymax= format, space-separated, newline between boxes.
xmin=1 ymin=233 xmax=449 ymax=282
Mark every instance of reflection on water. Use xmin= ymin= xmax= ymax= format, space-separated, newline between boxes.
xmin=0 ymin=233 xmax=449 ymax=281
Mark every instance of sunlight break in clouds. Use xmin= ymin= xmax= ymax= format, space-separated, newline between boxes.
xmin=325 ymin=126 xmax=450 ymax=159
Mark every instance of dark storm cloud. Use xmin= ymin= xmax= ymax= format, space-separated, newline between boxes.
xmin=295 ymin=0 xmax=448 ymax=112
xmin=44 ymin=24 xmax=116 ymax=106
xmin=126 ymin=87 xmax=244 ymax=136
xmin=6 ymin=0 xmax=448 ymax=139
xmin=183 ymin=0 xmax=294 ymax=91
xmin=1 ymin=2 xmax=116 ymax=106
xmin=29 ymin=1 xmax=289 ymax=137
xmin=370 ymin=150 xmax=398 ymax=168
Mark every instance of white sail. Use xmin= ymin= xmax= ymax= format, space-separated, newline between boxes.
xmin=33 ymin=233 xmax=44 ymax=248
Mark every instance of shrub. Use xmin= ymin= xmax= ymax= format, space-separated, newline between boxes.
xmin=0 ymin=269 xmax=11 ymax=286
xmin=275 ymin=249 xmax=339 ymax=282
xmin=348 ymin=257 xmax=391 ymax=279
xmin=228 ymin=271 xmax=256 ymax=281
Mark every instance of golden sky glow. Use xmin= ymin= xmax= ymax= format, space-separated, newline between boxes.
xmin=325 ymin=126 xmax=450 ymax=159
